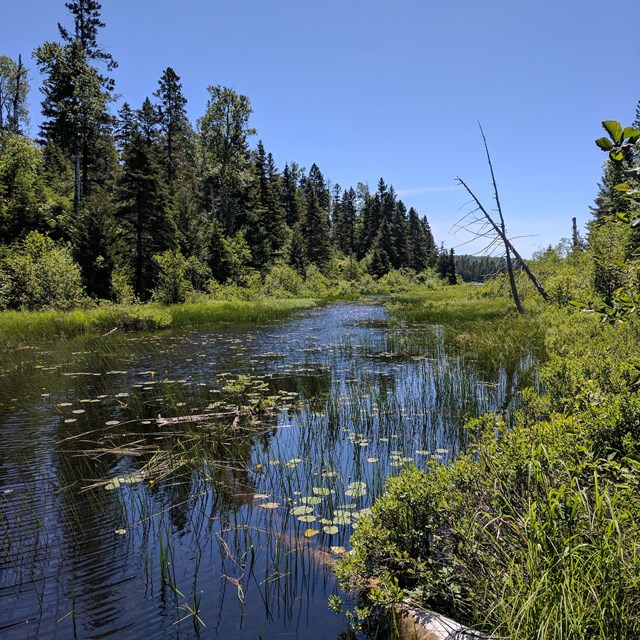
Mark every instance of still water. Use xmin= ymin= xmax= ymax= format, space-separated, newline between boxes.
xmin=0 ymin=300 xmax=535 ymax=639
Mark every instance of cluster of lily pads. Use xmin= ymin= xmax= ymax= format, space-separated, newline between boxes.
xmin=254 ymin=481 xmax=373 ymax=537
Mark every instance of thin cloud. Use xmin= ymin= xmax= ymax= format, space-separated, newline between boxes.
xmin=396 ymin=185 xmax=462 ymax=197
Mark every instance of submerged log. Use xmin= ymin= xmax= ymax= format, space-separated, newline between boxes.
xmin=156 ymin=410 xmax=240 ymax=426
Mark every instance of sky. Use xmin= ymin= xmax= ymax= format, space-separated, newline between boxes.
xmin=2 ymin=0 xmax=639 ymax=257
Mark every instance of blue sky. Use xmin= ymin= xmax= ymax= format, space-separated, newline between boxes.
xmin=2 ymin=0 xmax=639 ymax=257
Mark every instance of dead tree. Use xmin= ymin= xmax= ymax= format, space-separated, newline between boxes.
xmin=455 ymin=124 xmax=549 ymax=313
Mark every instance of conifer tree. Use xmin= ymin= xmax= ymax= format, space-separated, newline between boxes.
xmin=281 ymin=162 xmax=302 ymax=228
xmin=35 ymin=0 xmax=116 ymax=215
xmin=154 ymin=67 xmax=192 ymax=186
xmin=117 ymin=100 xmax=177 ymax=299
xmin=299 ymin=190 xmax=331 ymax=269
xmin=332 ymin=187 xmax=357 ymax=255
xmin=389 ymin=200 xmax=409 ymax=269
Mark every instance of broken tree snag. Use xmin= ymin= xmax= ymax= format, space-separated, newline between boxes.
xmin=454 ymin=124 xmax=550 ymax=309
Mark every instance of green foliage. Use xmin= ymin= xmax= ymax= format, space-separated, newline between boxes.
xmin=0 ymin=133 xmax=53 ymax=242
xmin=0 ymin=231 xmax=85 ymax=310
xmin=153 ymin=249 xmax=193 ymax=304
xmin=337 ymin=284 xmax=640 ymax=638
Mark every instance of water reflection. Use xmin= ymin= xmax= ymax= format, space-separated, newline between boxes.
xmin=0 ymin=301 xmax=536 ymax=639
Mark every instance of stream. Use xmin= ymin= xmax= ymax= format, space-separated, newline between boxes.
xmin=0 ymin=299 xmax=536 ymax=639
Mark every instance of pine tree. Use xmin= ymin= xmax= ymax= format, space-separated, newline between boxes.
xmin=35 ymin=0 xmax=115 ymax=215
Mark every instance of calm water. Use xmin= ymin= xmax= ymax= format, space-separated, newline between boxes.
xmin=0 ymin=300 xmax=535 ymax=639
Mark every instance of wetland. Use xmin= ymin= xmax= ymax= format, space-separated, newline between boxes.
xmin=0 ymin=297 xmax=539 ymax=639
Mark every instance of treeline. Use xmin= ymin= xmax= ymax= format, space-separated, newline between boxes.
xmin=454 ymin=254 xmax=505 ymax=283
xmin=0 ymin=0 xmax=452 ymax=310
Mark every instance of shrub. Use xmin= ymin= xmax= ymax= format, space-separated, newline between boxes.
xmin=0 ymin=231 xmax=85 ymax=310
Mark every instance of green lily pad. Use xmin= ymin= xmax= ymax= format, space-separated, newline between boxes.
xmin=291 ymin=505 xmax=314 ymax=516
xmin=323 ymin=525 xmax=339 ymax=535
xmin=298 ymin=515 xmax=317 ymax=523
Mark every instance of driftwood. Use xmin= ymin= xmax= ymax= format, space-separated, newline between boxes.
xmin=156 ymin=409 xmax=240 ymax=427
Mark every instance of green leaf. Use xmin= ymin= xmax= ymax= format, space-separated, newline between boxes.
xmin=623 ymin=126 xmax=640 ymax=139
xmin=595 ymin=137 xmax=614 ymax=151
xmin=291 ymin=505 xmax=314 ymax=516
xmin=610 ymin=151 xmax=624 ymax=162
xmin=568 ymin=300 xmax=587 ymax=308
xmin=614 ymin=183 xmax=631 ymax=191
xmin=602 ymin=120 xmax=623 ymax=144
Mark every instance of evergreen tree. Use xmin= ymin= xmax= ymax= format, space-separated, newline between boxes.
xmin=299 ymin=190 xmax=331 ymax=270
xmin=35 ymin=0 xmax=115 ymax=215
xmin=368 ymin=218 xmax=394 ymax=278
xmin=57 ymin=0 xmax=117 ymax=74
xmin=281 ymin=162 xmax=302 ymax=228
xmin=303 ymin=163 xmax=331 ymax=213
xmin=117 ymin=101 xmax=177 ymax=299
xmin=154 ymin=67 xmax=192 ymax=186
xmin=332 ymin=187 xmax=357 ymax=255
xmin=406 ymin=207 xmax=429 ymax=271
xmin=447 ymin=248 xmax=458 ymax=285
xmin=389 ymin=200 xmax=409 ymax=269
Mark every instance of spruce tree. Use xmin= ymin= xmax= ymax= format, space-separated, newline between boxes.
xmin=154 ymin=67 xmax=192 ymax=186
xmin=117 ymin=101 xmax=177 ymax=299
xmin=299 ymin=190 xmax=331 ymax=270
xmin=332 ymin=187 xmax=357 ymax=255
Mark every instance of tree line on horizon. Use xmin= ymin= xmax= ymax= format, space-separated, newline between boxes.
xmin=0 ymin=0 xmax=461 ymax=309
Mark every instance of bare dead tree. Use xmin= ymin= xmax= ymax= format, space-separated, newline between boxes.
xmin=454 ymin=123 xmax=549 ymax=313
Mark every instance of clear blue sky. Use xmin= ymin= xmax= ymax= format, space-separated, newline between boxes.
xmin=2 ymin=0 xmax=639 ymax=257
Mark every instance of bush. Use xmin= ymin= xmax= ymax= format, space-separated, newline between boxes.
xmin=152 ymin=249 xmax=193 ymax=304
xmin=0 ymin=231 xmax=85 ymax=310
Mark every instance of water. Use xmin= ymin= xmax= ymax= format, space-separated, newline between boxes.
xmin=0 ymin=300 xmax=536 ymax=639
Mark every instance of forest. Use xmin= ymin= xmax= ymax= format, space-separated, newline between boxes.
xmin=0 ymin=0 xmax=464 ymax=313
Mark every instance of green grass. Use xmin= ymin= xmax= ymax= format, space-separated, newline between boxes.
xmin=385 ymin=284 xmax=546 ymax=370
xmin=0 ymin=297 xmax=319 ymax=348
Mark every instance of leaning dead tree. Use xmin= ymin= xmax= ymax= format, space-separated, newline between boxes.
xmin=455 ymin=123 xmax=549 ymax=313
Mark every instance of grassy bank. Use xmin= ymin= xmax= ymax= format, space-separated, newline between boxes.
xmin=385 ymin=284 xmax=547 ymax=369
xmin=0 ymin=297 xmax=319 ymax=348
xmin=335 ymin=288 xmax=640 ymax=639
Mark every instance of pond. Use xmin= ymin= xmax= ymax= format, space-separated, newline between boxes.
xmin=0 ymin=300 xmax=536 ymax=639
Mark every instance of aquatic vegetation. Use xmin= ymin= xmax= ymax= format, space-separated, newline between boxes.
xmin=0 ymin=296 xmax=538 ymax=638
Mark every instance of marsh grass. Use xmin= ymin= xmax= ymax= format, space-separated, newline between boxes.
xmin=386 ymin=285 xmax=546 ymax=370
xmin=0 ymin=297 xmax=318 ymax=348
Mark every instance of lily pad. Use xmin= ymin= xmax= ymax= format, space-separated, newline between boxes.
xmin=301 ymin=496 xmax=323 ymax=505
xmin=291 ymin=505 xmax=314 ymax=516
xmin=298 ymin=515 xmax=317 ymax=523
xmin=259 ymin=502 xmax=280 ymax=509
xmin=304 ymin=528 xmax=320 ymax=538
xmin=322 ymin=525 xmax=339 ymax=535
xmin=312 ymin=487 xmax=332 ymax=496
